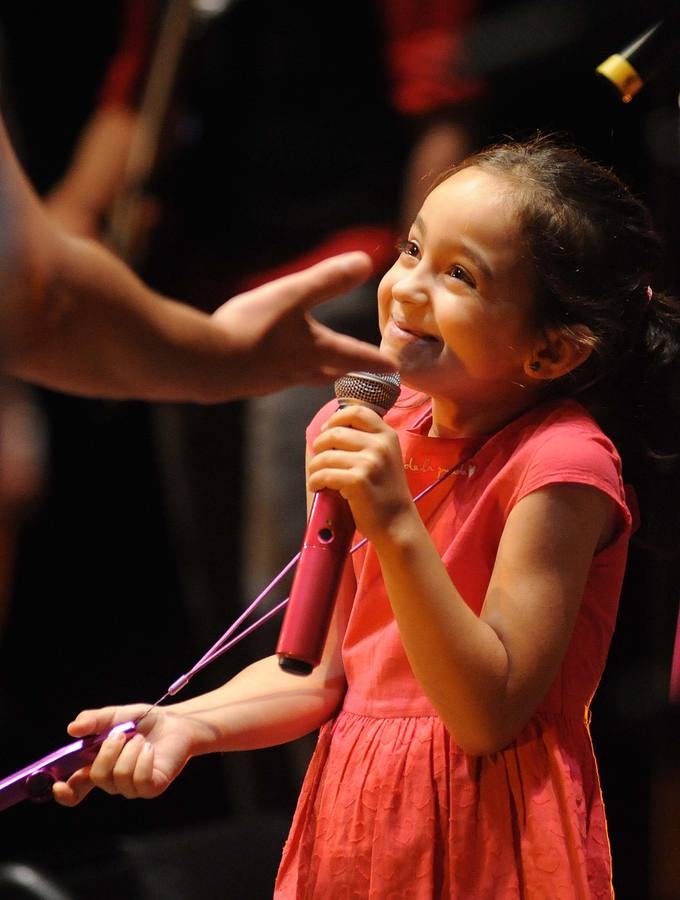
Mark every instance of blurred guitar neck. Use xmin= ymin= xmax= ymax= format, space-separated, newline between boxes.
xmin=104 ymin=0 xmax=196 ymax=265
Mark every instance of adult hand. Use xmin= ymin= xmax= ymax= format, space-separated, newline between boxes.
xmin=212 ymin=252 xmax=398 ymax=396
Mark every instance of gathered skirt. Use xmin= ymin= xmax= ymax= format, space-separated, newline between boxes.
xmin=274 ymin=709 xmax=613 ymax=899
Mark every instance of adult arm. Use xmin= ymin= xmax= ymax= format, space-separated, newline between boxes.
xmin=0 ymin=116 xmax=395 ymax=401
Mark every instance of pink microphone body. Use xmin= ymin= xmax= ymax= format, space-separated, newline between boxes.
xmin=276 ymin=371 xmax=400 ymax=675
xmin=276 ymin=488 xmax=355 ymax=674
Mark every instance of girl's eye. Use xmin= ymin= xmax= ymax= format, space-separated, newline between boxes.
xmin=396 ymin=238 xmax=419 ymax=258
xmin=449 ymin=264 xmax=475 ymax=287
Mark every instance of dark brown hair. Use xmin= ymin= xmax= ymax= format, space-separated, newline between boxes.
xmin=438 ymin=134 xmax=680 ymax=553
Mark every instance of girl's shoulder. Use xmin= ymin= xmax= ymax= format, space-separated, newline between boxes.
xmin=506 ymin=398 xmax=621 ymax=470
xmin=488 ymin=397 xmax=633 ymax=528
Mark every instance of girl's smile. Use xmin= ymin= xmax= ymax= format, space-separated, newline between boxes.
xmin=383 ymin=316 xmax=442 ymax=345
xmin=378 ymin=165 xmax=543 ymax=435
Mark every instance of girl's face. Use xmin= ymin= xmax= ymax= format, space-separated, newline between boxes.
xmin=378 ymin=166 xmax=541 ymax=420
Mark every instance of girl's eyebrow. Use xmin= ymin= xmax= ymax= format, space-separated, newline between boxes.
xmin=414 ymin=214 xmax=494 ymax=281
xmin=460 ymin=240 xmax=494 ymax=281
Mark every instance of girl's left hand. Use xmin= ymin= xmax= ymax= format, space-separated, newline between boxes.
xmin=308 ymin=405 xmax=414 ymax=541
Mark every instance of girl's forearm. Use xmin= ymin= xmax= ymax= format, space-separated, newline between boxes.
xmin=170 ymin=655 xmax=346 ymax=756
xmin=372 ymin=484 xmax=607 ymax=755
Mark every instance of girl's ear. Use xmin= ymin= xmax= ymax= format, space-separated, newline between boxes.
xmin=523 ymin=325 xmax=594 ymax=380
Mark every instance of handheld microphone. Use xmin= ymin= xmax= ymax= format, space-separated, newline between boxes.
xmin=596 ymin=10 xmax=680 ymax=102
xmin=0 ymin=721 xmax=137 ymax=813
xmin=276 ymin=371 xmax=401 ymax=675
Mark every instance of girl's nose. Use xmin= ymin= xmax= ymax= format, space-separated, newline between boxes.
xmin=392 ymin=270 xmax=429 ymax=306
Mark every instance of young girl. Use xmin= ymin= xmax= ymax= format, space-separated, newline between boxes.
xmin=54 ymin=136 xmax=680 ymax=898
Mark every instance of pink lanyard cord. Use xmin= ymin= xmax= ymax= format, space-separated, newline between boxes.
xmin=140 ymin=459 xmax=466 ymax=717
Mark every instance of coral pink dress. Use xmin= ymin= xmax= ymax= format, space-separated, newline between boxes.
xmin=275 ymin=392 xmax=633 ymax=899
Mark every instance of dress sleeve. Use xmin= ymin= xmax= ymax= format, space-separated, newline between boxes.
xmin=511 ymin=423 xmax=634 ymax=535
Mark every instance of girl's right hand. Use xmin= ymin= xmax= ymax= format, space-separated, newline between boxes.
xmin=52 ymin=703 xmax=195 ymax=806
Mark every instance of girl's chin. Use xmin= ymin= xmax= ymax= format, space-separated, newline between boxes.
xmin=393 ymin=342 xmax=443 ymax=375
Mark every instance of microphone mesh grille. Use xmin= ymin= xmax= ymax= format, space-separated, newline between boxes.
xmin=334 ymin=371 xmax=401 ymax=416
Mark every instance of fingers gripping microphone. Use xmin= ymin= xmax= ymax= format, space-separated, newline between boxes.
xmin=276 ymin=371 xmax=401 ymax=675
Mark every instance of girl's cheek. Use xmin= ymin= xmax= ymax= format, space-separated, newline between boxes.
xmin=376 ymin=274 xmax=394 ymax=318
xmin=377 ymin=269 xmax=393 ymax=296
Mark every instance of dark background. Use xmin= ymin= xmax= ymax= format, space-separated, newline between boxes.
xmin=0 ymin=2 xmax=678 ymax=898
